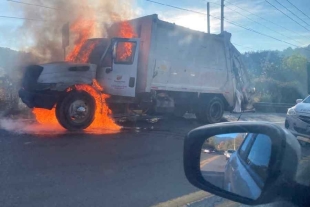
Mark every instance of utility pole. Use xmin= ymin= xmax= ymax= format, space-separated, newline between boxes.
xmin=221 ymin=0 xmax=224 ymax=33
xmin=207 ymin=2 xmax=210 ymax=34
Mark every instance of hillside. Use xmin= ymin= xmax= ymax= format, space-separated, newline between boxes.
xmin=241 ymin=45 xmax=310 ymax=103
xmin=0 ymin=47 xmax=38 ymax=81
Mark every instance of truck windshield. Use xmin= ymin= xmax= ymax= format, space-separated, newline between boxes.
xmin=86 ymin=38 xmax=110 ymax=65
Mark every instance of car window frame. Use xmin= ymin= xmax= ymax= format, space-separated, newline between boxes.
xmin=237 ymin=134 xmax=272 ymax=189
xmin=303 ymin=95 xmax=310 ymax=103
xmin=114 ymin=41 xmax=137 ymax=65
xmin=238 ymin=133 xmax=256 ymax=161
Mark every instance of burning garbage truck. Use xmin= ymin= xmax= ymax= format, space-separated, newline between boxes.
xmin=19 ymin=14 xmax=254 ymax=131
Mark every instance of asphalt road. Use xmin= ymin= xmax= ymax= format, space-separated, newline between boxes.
xmin=0 ymin=112 xmax=308 ymax=207
xmin=0 ymin=117 xmax=202 ymax=207
xmin=200 ymin=154 xmax=226 ymax=189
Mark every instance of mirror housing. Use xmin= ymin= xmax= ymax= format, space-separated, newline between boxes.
xmin=183 ymin=122 xmax=301 ymax=206
xmin=296 ymin=99 xmax=303 ymax=104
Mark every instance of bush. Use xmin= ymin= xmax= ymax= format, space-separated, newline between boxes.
xmin=254 ymin=78 xmax=306 ymax=103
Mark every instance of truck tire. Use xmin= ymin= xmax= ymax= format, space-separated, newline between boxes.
xmin=196 ymin=97 xmax=224 ymax=124
xmin=56 ymin=90 xmax=96 ymax=131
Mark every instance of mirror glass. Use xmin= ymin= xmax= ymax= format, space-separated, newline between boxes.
xmin=200 ymin=133 xmax=272 ymax=200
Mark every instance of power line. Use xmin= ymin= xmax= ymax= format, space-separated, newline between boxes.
xmin=232 ymin=43 xmax=256 ymax=51
xmin=0 ymin=15 xmax=47 ymax=21
xmin=146 ymin=0 xmax=206 ymax=15
xmin=286 ymin=0 xmax=310 ymax=21
xmin=224 ymin=0 xmax=296 ymax=34
xmin=210 ymin=2 xmax=304 ymax=45
xmin=265 ymin=0 xmax=310 ymax=32
xmin=6 ymin=0 xmax=58 ymax=10
xmin=223 ymin=17 xmax=308 ymax=50
xmin=274 ymin=0 xmax=310 ymax=27
xmin=146 ymin=0 xmax=310 ymax=51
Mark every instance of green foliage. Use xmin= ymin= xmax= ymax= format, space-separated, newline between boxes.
xmin=242 ymin=51 xmax=309 ymax=103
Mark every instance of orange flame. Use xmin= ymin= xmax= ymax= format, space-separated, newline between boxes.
xmin=32 ymin=80 xmax=120 ymax=132
xmin=115 ymin=21 xmax=137 ymax=61
xmin=75 ymin=80 xmax=120 ymax=131
xmin=65 ymin=18 xmax=96 ymax=63
xmin=33 ymin=108 xmax=61 ymax=127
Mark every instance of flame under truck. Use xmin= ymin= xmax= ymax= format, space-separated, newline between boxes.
xmin=19 ymin=14 xmax=253 ymax=130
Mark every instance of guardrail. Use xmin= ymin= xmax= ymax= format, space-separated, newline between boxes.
xmin=253 ymin=102 xmax=295 ymax=113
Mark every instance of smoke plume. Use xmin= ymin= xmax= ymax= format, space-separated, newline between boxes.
xmin=15 ymin=0 xmax=136 ymax=63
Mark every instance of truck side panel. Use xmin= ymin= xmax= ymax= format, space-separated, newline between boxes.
xmin=148 ymin=20 xmax=231 ymax=94
xmin=127 ymin=15 xmax=154 ymax=94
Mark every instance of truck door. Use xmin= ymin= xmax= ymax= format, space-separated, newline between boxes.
xmin=102 ymin=38 xmax=140 ymax=97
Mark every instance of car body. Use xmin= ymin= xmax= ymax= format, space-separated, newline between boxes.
xmin=224 ymin=133 xmax=272 ymax=200
xmin=203 ymin=149 xmax=210 ymax=153
xmin=224 ymin=149 xmax=235 ymax=160
xmin=202 ymin=149 xmax=215 ymax=153
xmin=285 ymin=96 xmax=310 ymax=138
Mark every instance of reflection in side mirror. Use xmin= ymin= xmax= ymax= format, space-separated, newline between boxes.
xmin=296 ymin=99 xmax=303 ymax=104
xmin=200 ymin=133 xmax=271 ymax=200
xmin=184 ymin=122 xmax=301 ymax=206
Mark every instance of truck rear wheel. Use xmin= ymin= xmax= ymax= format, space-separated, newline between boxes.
xmin=56 ymin=90 xmax=96 ymax=131
xmin=196 ymin=97 xmax=224 ymax=124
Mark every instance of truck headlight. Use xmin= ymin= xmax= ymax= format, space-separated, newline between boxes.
xmin=287 ymin=108 xmax=297 ymax=115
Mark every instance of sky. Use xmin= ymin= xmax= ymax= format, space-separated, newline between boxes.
xmin=0 ymin=0 xmax=310 ymax=52
xmin=216 ymin=133 xmax=239 ymax=138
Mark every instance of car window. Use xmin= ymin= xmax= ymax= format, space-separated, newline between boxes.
xmin=303 ymin=96 xmax=310 ymax=103
xmin=247 ymin=134 xmax=272 ymax=182
xmin=238 ymin=133 xmax=255 ymax=160
xmin=114 ymin=41 xmax=136 ymax=64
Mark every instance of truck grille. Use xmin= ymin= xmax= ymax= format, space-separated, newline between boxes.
xmin=299 ymin=115 xmax=310 ymax=124
xmin=22 ymin=65 xmax=43 ymax=90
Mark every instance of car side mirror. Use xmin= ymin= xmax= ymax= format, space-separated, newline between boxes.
xmin=296 ymin=99 xmax=303 ymax=104
xmin=183 ymin=122 xmax=301 ymax=206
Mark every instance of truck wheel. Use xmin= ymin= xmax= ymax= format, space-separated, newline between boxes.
xmin=196 ymin=97 xmax=224 ymax=124
xmin=56 ymin=90 xmax=96 ymax=131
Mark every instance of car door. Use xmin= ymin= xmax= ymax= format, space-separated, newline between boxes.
xmin=228 ymin=133 xmax=255 ymax=194
xmin=233 ymin=134 xmax=272 ymax=199
xmin=245 ymin=134 xmax=272 ymax=190
xmin=101 ymin=38 xmax=140 ymax=97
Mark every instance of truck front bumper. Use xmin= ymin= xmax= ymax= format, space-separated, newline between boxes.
xmin=285 ymin=115 xmax=310 ymax=138
xmin=19 ymin=89 xmax=59 ymax=110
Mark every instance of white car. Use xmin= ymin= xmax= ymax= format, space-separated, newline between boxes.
xmin=203 ymin=149 xmax=210 ymax=153
xmin=224 ymin=149 xmax=235 ymax=160
xmin=285 ymin=96 xmax=310 ymax=138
